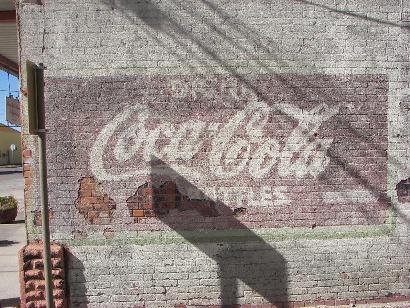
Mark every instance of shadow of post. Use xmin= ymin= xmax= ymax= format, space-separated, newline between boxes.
xmin=128 ymin=157 xmax=288 ymax=306
xmin=66 ymin=251 xmax=87 ymax=308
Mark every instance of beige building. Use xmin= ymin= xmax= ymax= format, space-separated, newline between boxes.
xmin=0 ymin=124 xmax=21 ymax=165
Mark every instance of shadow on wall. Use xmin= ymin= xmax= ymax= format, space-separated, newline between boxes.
xmin=63 ymin=0 xmax=407 ymax=305
xmin=147 ymin=156 xmax=288 ymax=305
xmin=98 ymin=2 xmax=291 ymax=304
xmin=294 ymin=0 xmax=410 ymax=30
xmin=66 ymin=251 xmax=87 ymax=307
xmin=100 ymin=0 xmax=405 ymax=224
xmin=66 ymin=157 xmax=288 ymax=306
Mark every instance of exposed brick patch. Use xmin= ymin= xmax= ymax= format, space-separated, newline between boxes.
xmin=22 ymin=147 xmax=32 ymax=211
xmin=71 ymin=230 xmax=87 ymax=240
xmin=233 ymin=207 xmax=247 ymax=216
xmin=103 ymin=227 xmax=114 ymax=238
xmin=33 ymin=209 xmax=54 ymax=226
xmin=75 ymin=177 xmax=116 ymax=225
xmin=19 ymin=241 xmax=66 ymax=308
xmin=396 ymin=178 xmax=410 ymax=203
xmin=127 ymin=181 xmax=219 ymax=220
xmin=339 ymin=271 xmax=348 ymax=279
xmin=22 ymin=149 xmax=32 ymax=159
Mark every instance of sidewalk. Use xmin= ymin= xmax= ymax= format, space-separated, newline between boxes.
xmin=0 ymin=222 xmax=25 ymax=307
xmin=0 ymin=166 xmax=25 ymax=307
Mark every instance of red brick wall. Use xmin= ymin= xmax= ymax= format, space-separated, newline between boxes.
xmin=19 ymin=242 xmax=66 ymax=308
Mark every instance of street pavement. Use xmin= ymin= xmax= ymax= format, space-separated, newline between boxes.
xmin=0 ymin=167 xmax=25 ymax=307
xmin=0 ymin=167 xmax=24 ymax=220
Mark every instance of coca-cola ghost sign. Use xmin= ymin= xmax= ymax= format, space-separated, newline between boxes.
xmin=91 ymin=100 xmax=338 ymax=182
xmin=71 ymin=74 xmax=388 ymax=228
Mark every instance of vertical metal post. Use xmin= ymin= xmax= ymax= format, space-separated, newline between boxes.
xmin=38 ymin=132 xmax=54 ymax=308
xmin=29 ymin=62 xmax=54 ymax=308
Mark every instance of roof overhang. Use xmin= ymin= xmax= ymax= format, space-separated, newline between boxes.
xmin=0 ymin=0 xmax=18 ymax=76
xmin=0 ymin=10 xmax=15 ymax=22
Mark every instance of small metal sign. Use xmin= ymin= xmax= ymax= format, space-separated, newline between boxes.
xmin=5 ymin=96 xmax=20 ymax=126
xmin=27 ymin=61 xmax=45 ymax=135
xmin=10 ymin=144 xmax=16 ymax=151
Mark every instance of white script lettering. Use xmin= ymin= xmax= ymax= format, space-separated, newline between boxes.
xmin=90 ymin=101 xmax=340 ymax=182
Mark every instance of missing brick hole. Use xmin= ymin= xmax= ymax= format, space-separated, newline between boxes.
xmin=126 ymin=181 xmax=220 ymax=220
xmin=233 ymin=207 xmax=247 ymax=216
xmin=396 ymin=177 xmax=410 ymax=203
xmin=75 ymin=176 xmax=116 ymax=225
xmin=72 ymin=230 xmax=87 ymax=240
xmin=33 ymin=209 xmax=53 ymax=226
xmin=103 ymin=227 xmax=115 ymax=239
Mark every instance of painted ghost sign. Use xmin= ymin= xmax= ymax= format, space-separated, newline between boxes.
xmin=46 ymin=74 xmax=390 ymax=230
xmin=91 ymin=100 xmax=338 ymax=182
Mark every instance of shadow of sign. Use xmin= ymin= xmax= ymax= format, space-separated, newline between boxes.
xmin=127 ymin=156 xmax=288 ymax=305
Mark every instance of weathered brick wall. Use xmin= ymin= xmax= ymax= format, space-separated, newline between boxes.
xmin=17 ymin=0 xmax=410 ymax=306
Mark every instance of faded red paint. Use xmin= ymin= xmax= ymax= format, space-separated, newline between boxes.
xmin=46 ymin=74 xmax=390 ymax=230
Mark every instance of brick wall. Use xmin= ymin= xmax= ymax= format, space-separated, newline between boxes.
xmin=17 ymin=0 xmax=410 ymax=306
xmin=19 ymin=242 xmax=66 ymax=308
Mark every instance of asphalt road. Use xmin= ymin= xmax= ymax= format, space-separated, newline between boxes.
xmin=0 ymin=166 xmax=26 ymax=306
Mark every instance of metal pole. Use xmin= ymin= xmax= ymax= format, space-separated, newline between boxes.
xmin=27 ymin=61 xmax=53 ymax=307
xmin=35 ymin=61 xmax=54 ymax=308
xmin=38 ymin=132 xmax=54 ymax=308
